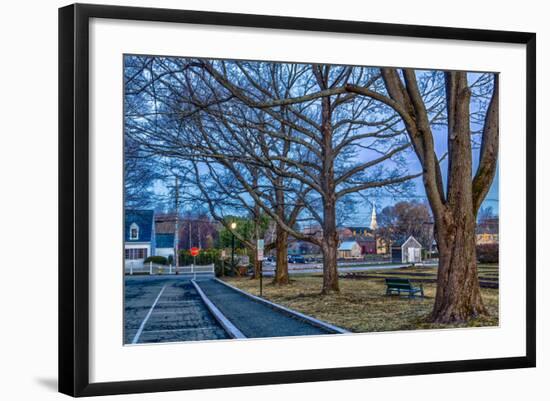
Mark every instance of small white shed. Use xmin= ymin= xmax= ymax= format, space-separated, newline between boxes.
xmin=391 ymin=235 xmax=423 ymax=264
xmin=401 ymin=236 xmax=422 ymax=263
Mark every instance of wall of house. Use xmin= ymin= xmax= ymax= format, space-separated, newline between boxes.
xmin=156 ymin=247 xmax=174 ymax=259
xmin=124 ymin=242 xmax=152 ymax=264
xmin=338 ymin=243 xmax=362 ymax=259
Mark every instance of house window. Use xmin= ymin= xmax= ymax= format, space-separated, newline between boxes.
xmin=129 ymin=223 xmax=139 ymax=240
xmin=125 ymin=248 xmax=148 ymax=260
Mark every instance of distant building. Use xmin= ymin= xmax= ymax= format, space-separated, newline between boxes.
xmin=356 ymin=237 xmax=377 ymax=254
xmin=154 ymin=213 xmax=177 ymax=260
xmin=338 ymin=240 xmax=362 ymax=259
xmin=376 ymin=237 xmax=389 ymax=255
xmin=125 ymin=209 xmax=155 ymax=265
xmin=391 ymin=235 xmax=422 ymax=264
xmin=342 ymin=226 xmax=373 ymax=238
xmin=476 ymin=218 xmax=499 ymax=245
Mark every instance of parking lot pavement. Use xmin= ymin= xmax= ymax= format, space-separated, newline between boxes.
xmin=124 ymin=276 xmax=229 ymax=344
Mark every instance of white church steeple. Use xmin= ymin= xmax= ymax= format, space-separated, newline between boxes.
xmin=370 ymin=201 xmax=378 ymax=230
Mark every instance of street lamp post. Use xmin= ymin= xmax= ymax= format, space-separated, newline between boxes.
xmin=230 ymin=222 xmax=237 ymax=268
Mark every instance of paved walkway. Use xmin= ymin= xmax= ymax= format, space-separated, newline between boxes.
xmin=195 ymin=280 xmax=330 ymax=338
xmin=125 ymin=276 xmax=228 ymax=344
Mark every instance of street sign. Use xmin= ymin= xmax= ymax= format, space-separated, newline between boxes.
xmin=257 ymin=239 xmax=264 ymax=260
xmin=190 ymin=247 xmax=200 ymax=257
xmin=257 ymin=239 xmax=265 ymax=297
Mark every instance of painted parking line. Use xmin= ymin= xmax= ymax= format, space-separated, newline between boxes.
xmin=155 ymin=300 xmax=199 ymax=305
xmin=141 ymin=326 xmax=221 ymax=334
xmin=151 ymin=309 xmax=200 ymax=315
xmin=131 ymin=284 xmax=167 ymax=344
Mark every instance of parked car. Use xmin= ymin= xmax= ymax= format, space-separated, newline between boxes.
xmin=288 ymin=255 xmax=306 ymax=264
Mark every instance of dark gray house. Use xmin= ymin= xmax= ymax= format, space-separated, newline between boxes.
xmin=155 ymin=233 xmax=175 ymax=260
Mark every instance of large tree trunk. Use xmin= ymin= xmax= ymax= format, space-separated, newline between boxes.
xmin=274 ymin=228 xmax=290 ymax=284
xmin=316 ymin=68 xmax=339 ymax=294
xmin=321 ymin=228 xmax=340 ymax=294
xmin=349 ymin=68 xmax=498 ymax=323
xmin=431 ymin=210 xmax=486 ymax=322
xmin=272 ymin=180 xmax=290 ymax=284
xmin=431 ymin=71 xmax=487 ymax=323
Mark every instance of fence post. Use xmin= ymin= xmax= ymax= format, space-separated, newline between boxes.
xmin=130 ymin=262 xmax=133 ymax=275
xmin=169 ymin=264 xmax=172 ymax=274
xmin=149 ymin=261 xmax=153 ymax=275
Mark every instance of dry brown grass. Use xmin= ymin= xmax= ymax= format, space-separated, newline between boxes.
xmin=222 ymin=274 xmax=499 ymax=333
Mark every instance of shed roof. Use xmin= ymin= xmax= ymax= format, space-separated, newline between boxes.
xmin=402 ymin=236 xmax=422 ymax=249
xmin=393 ymin=235 xmax=422 ymax=248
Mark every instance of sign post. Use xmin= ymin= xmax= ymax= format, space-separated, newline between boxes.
xmin=257 ymin=239 xmax=264 ymax=297
xmin=190 ymin=247 xmax=200 ymax=279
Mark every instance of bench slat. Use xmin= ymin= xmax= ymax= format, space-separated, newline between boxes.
xmin=385 ymin=277 xmax=424 ymax=297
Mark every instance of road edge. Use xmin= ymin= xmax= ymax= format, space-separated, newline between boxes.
xmin=191 ymin=280 xmax=247 ymax=339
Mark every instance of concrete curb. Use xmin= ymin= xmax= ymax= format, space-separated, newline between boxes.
xmin=191 ymin=280 xmax=246 ymax=339
xmin=214 ymin=278 xmax=350 ymax=335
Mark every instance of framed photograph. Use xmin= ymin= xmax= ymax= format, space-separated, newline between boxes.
xmin=59 ymin=3 xmax=536 ymax=397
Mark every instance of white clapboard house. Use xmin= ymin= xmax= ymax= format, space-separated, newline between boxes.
xmin=124 ymin=209 xmax=156 ymax=267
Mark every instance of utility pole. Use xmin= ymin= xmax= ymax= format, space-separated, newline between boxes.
xmin=174 ymin=175 xmax=179 ymax=274
xmin=189 ymin=221 xmax=192 ymax=250
xmin=198 ymin=223 xmax=202 ymax=249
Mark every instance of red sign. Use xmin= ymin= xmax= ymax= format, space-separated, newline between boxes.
xmin=190 ymin=247 xmax=200 ymax=257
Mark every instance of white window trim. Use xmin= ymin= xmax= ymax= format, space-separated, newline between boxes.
xmin=129 ymin=223 xmax=139 ymax=240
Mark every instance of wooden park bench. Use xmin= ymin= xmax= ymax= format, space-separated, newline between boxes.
xmin=385 ymin=278 xmax=424 ymax=298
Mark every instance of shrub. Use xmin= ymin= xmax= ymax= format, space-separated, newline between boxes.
xmin=476 ymin=243 xmax=499 ymax=263
xmin=179 ymin=248 xmax=223 ymax=267
xmin=144 ymin=255 xmax=168 ymax=265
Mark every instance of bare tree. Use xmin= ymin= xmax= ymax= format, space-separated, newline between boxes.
xmin=378 ymin=201 xmax=433 ymax=245
xmin=124 ymin=56 xmax=420 ymax=294
xmin=193 ymin=60 xmax=419 ymax=293
xmin=346 ymin=70 xmax=498 ymax=322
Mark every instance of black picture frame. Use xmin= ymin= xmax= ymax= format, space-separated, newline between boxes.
xmin=59 ymin=3 xmax=536 ymax=397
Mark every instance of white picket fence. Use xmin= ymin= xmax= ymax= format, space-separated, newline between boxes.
xmin=125 ymin=262 xmax=215 ymax=278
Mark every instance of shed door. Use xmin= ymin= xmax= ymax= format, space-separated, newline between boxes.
xmin=407 ymin=247 xmax=421 ymax=262
xmin=407 ymin=248 xmax=415 ymax=263
xmin=414 ymin=248 xmax=421 ymax=262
